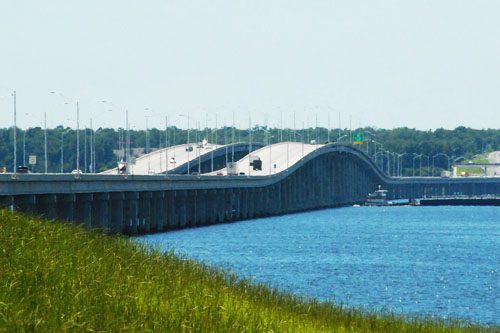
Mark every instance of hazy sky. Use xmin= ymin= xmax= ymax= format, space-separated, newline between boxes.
xmin=1 ymin=1 xmax=499 ymax=130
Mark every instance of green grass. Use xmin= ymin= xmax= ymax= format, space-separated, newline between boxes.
xmin=471 ymin=154 xmax=489 ymax=164
xmin=455 ymin=167 xmax=485 ymax=176
xmin=0 ymin=210 xmax=491 ymax=332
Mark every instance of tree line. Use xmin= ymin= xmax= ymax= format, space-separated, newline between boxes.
xmin=0 ymin=125 xmax=498 ymax=176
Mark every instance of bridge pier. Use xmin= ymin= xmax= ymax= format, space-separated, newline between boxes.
xmin=35 ymin=194 xmax=57 ymax=220
xmin=91 ymin=193 xmax=110 ymax=229
xmin=109 ymin=192 xmax=124 ymax=233
xmin=14 ymin=195 xmax=36 ymax=215
xmin=138 ymin=192 xmax=151 ymax=233
xmin=0 ymin=195 xmax=12 ymax=209
xmin=198 ymin=190 xmax=209 ymax=226
xmin=124 ymin=192 xmax=139 ymax=234
xmin=56 ymin=194 xmax=75 ymax=222
xmin=151 ymin=191 xmax=165 ymax=232
xmin=75 ymin=193 xmax=93 ymax=228
xmin=176 ymin=190 xmax=188 ymax=228
xmin=165 ymin=191 xmax=177 ymax=229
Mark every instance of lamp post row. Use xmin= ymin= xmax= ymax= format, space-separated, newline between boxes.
xmin=9 ymin=94 xmax=462 ymax=177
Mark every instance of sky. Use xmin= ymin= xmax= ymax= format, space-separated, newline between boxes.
xmin=1 ymin=1 xmax=499 ymax=130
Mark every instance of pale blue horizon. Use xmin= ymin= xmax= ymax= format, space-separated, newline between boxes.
xmin=1 ymin=1 xmax=499 ymax=130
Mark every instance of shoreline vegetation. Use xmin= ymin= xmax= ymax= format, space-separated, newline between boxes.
xmin=0 ymin=210 xmax=491 ymax=332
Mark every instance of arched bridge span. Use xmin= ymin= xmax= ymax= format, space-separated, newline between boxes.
xmin=1 ymin=144 xmax=499 ymax=234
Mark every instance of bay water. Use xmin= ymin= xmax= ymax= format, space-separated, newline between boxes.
xmin=134 ymin=206 xmax=499 ymax=325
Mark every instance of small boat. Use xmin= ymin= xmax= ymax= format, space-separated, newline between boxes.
xmin=365 ymin=186 xmax=410 ymax=206
xmin=365 ymin=186 xmax=389 ymax=206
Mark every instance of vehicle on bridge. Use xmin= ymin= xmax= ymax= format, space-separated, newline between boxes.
xmin=117 ymin=161 xmax=127 ymax=174
xmin=16 ymin=166 xmax=29 ymax=174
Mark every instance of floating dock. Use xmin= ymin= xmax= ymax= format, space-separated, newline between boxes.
xmin=419 ymin=196 xmax=500 ymax=206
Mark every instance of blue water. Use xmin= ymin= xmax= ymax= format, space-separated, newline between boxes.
xmin=134 ymin=206 xmax=499 ymax=325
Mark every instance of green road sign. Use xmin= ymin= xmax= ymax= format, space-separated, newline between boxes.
xmin=353 ymin=132 xmax=364 ymax=144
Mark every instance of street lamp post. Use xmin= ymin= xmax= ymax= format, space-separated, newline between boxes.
xmin=50 ymin=92 xmax=80 ymax=173
xmin=373 ymin=151 xmax=385 ymax=173
xmin=451 ymin=156 xmax=465 ymax=177
xmin=336 ymin=134 xmax=348 ymax=143
xmin=385 ymin=150 xmax=391 ymax=176
xmin=60 ymin=129 xmax=71 ymax=173
xmin=421 ymin=154 xmax=430 ymax=176
xmin=165 ymin=115 xmax=169 ymax=174
xmin=432 ymin=153 xmax=451 ymax=175
xmin=370 ymin=140 xmax=384 ymax=168
xmin=395 ymin=153 xmax=407 ymax=177
xmin=13 ymin=91 xmax=17 ymax=174
xmin=178 ymin=114 xmax=191 ymax=174
xmin=44 ymin=112 xmax=48 ymax=173
xmin=23 ymin=129 xmax=26 ymax=166
xmin=413 ymin=153 xmax=422 ymax=177
xmin=363 ymin=130 xmax=376 ymax=155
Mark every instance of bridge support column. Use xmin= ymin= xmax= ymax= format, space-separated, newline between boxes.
xmin=205 ymin=190 xmax=215 ymax=224
xmin=257 ymin=187 xmax=265 ymax=216
xmin=35 ymin=194 xmax=57 ymax=220
xmin=215 ymin=189 xmax=225 ymax=223
xmin=124 ymin=192 xmax=139 ymax=234
xmin=56 ymin=194 xmax=75 ymax=222
xmin=190 ymin=190 xmax=198 ymax=226
xmin=75 ymin=193 xmax=93 ymax=228
xmin=246 ymin=188 xmax=254 ymax=219
xmin=186 ymin=190 xmax=195 ymax=227
xmin=286 ymin=177 xmax=293 ymax=211
xmin=224 ymin=189 xmax=235 ymax=221
xmin=165 ymin=191 xmax=177 ymax=229
xmin=196 ymin=190 xmax=208 ymax=226
xmin=0 ymin=196 xmax=13 ymax=210
xmin=109 ymin=192 xmax=124 ymax=233
xmin=176 ymin=190 xmax=187 ymax=228
xmin=13 ymin=195 xmax=36 ymax=214
xmin=138 ymin=192 xmax=152 ymax=233
xmin=151 ymin=191 xmax=165 ymax=232
xmin=213 ymin=189 xmax=223 ymax=224
xmin=92 ymin=193 xmax=110 ymax=229
xmin=239 ymin=189 xmax=248 ymax=219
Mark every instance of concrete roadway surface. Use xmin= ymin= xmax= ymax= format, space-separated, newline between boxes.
xmin=101 ymin=143 xmax=225 ymax=175
xmin=210 ymin=142 xmax=323 ymax=176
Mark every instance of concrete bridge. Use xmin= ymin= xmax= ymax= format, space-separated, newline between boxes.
xmin=101 ymin=142 xmax=264 ymax=175
xmin=1 ymin=144 xmax=499 ymax=235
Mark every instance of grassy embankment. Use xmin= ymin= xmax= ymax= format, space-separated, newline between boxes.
xmin=0 ymin=210 xmax=488 ymax=332
xmin=455 ymin=155 xmax=489 ymax=176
